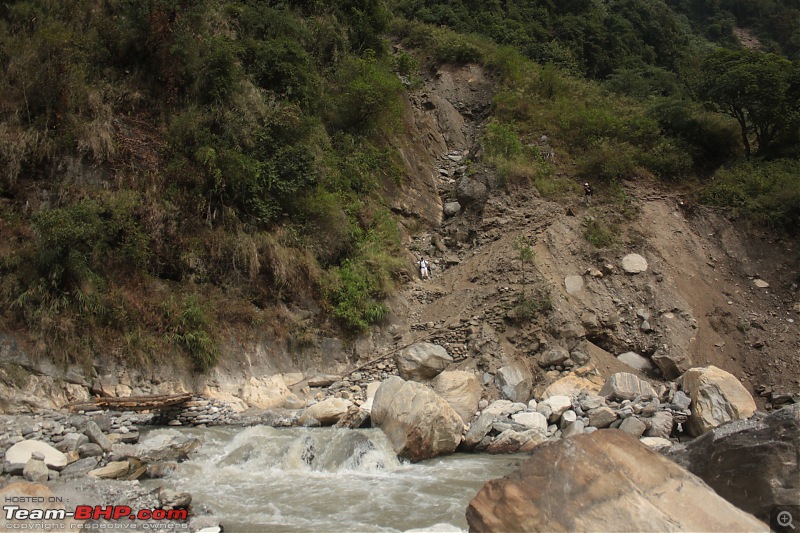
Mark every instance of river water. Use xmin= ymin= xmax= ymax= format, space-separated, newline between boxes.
xmin=156 ymin=426 xmax=524 ymax=532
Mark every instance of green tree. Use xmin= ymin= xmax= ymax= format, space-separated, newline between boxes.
xmin=697 ymin=49 xmax=800 ymax=156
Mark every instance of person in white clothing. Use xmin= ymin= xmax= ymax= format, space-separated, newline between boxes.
xmin=418 ymin=257 xmax=430 ymax=280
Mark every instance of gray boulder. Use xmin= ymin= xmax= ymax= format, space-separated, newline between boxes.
xmin=84 ymin=421 xmax=113 ymax=453
xmin=538 ymin=347 xmax=570 ymax=369
xmin=112 ymin=430 xmax=200 ymax=462
xmin=395 ymin=343 xmax=453 ymax=381
xmin=645 ymin=411 xmax=674 ymax=439
xmin=680 ymin=366 xmax=757 ymax=436
xmin=495 ymin=362 xmax=533 ymax=403
xmin=462 ymin=412 xmax=496 ymax=451
xmin=588 ymin=406 xmax=618 ymax=429
xmin=371 ymin=376 xmax=462 ymax=462
xmin=443 ymin=202 xmax=462 ymax=217
xmin=617 ymin=352 xmax=654 ymax=373
xmin=456 ymin=176 xmax=488 ymax=205
xmin=23 ymin=457 xmax=49 ymax=483
xmin=666 ymin=404 xmax=799 ymax=521
xmin=599 ymin=372 xmax=657 ymax=401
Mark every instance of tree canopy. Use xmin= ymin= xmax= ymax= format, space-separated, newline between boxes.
xmin=697 ymin=49 xmax=800 ymax=156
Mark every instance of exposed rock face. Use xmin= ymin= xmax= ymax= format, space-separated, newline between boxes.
xmin=680 ymin=366 xmax=757 ymax=436
xmin=240 ymin=375 xmax=290 ymax=409
xmin=395 ymin=343 xmax=453 ymax=382
xmin=370 ymin=377 xmax=462 ymax=462
xmin=466 ymin=430 xmax=767 ymax=533
xmin=432 ymin=371 xmax=482 ymax=424
xmin=495 ymin=362 xmax=533 ymax=402
xmin=599 ymin=372 xmax=657 ymax=401
xmin=298 ymin=398 xmax=351 ymax=426
xmin=666 ymin=404 xmax=799 ymax=520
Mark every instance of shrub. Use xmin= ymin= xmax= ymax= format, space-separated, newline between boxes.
xmin=433 ymin=32 xmax=483 ymax=64
xmin=330 ymin=51 xmax=404 ymax=134
xmin=701 ymin=159 xmax=800 ymax=233
xmin=583 ymin=217 xmax=618 ymax=248
xmin=163 ymin=295 xmax=218 ymax=373
xmin=578 ymin=139 xmax=639 ymax=181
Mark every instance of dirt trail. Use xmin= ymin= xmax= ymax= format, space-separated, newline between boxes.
xmin=391 ymin=64 xmax=800 ymax=407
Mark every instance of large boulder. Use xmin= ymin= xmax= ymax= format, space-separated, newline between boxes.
xmin=467 ymin=430 xmax=767 ymax=533
xmin=370 ymin=377 xmax=463 ymax=462
xmin=112 ymin=430 xmax=199 ymax=463
xmin=298 ymin=398 xmax=351 ymax=426
xmin=432 ymin=371 xmax=482 ymax=424
xmin=395 ymin=343 xmax=453 ymax=382
xmin=680 ymin=366 xmax=757 ymax=436
xmin=462 ymin=412 xmax=496 ymax=452
xmin=666 ymin=404 xmax=799 ymax=521
xmin=599 ymin=372 xmax=657 ymax=401
xmin=5 ymin=440 xmax=67 ymax=470
xmin=495 ymin=362 xmax=533 ymax=403
xmin=621 ymin=253 xmax=648 ymax=274
xmin=456 ymin=176 xmax=488 ymax=205
xmin=652 ymin=350 xmax=691 ymax=380
xmin=537 ymin=347 xmax=569 ymax=369
xmin=540 ymin=372 xmax=604 ymax=400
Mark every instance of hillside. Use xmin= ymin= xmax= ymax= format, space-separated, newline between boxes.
xmin=0 ymin=0 xmax=799 ymax=409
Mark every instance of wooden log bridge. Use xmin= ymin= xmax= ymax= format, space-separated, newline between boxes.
xmin=65 ymin=392 xmax=194 ymax=412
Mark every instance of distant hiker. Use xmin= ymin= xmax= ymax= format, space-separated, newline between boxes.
xmin=583 ymin=182 xmax=593 ymax=206
xmin=418 ymin=257 xmax=430 ymax=280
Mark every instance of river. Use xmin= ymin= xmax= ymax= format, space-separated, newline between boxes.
xmin=154 ymin=426 xmax=524 ymax=532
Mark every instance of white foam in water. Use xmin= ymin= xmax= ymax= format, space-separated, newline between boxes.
xmin=154 ymin=426 xmax=522 ymax=532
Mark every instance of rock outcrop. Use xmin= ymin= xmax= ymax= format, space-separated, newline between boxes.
xmin=370 ymin=376 xmax=462 ymax=462
xmin=680 ymin=365 xmax=757 ymax=435
xmin=666 ymin=404 xmax=799 ymax=520
xmin=467 ymin=430 xmax=767 ymax=533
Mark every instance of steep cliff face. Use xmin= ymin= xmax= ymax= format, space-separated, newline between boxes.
xmin=2 ymin=63 xmax=798 ymax=413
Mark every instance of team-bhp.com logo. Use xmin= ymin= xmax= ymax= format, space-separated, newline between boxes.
xmin=4 ymin=504 xmax=188 ymax=529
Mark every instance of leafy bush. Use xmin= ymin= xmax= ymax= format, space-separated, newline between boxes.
xmin=583 ymin=217 xmax=618 ymax=248
xmin=330 ymin=51 xmax=404 ymax=134
xmin=701 ymin=159 xmax=800 ymax=232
